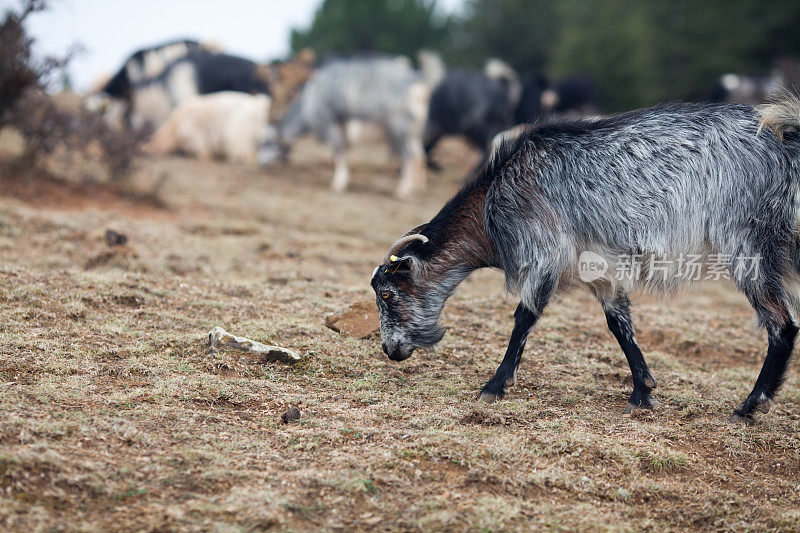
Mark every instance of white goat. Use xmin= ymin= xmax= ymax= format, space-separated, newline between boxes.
xmin=145 ymin=91 xmax=271 ymax=165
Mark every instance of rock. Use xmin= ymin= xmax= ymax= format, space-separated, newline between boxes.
xmin=105 ymin=229 xmax=128 ymax=247
xmin=281 ymin=406 xmax=301 ymax=424
xmin=207 ymin=326 xmax=302 ymax=364
xmin=324 ymin=300 xmax=379 ymax=339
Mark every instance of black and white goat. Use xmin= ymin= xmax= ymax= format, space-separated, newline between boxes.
xmin=127 ymin=48 xmax=270 ymax=129
xmin=86 ymin=39 xmax=202 ymax=126
xmin=423 ymin=59 xmax=520 ymax=170
xmin=99 ymin=39 xmax=203 ymax=101
xmin=91 ymin=40 xmax=270 ymax=130
xmin=372 ymin=95 xmax=800 ymax=424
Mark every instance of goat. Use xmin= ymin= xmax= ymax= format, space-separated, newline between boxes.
xmin=258 ymin=48 xmax=316 ymax=122
xmin=514 ymin=73 xmax=548 ymax=124
xmin=266 ymin=52 xmax=444 ymax=198
xmin=542 ymin=75 xmax=599 ymax=116
xmin=126 ymin=49 xmax=271 ymax=130
xmin=86 ymin=39 xmax=202 ymax=128
xmin=144 ymin=91 xmax=271 ymax=165
xmin=371 ymin=95 xmax=800 ymax=424
xmin=100 ymin=39 xmax=202 ymax=101
xmin=424 ymin=59 xmax=520 ymax=170
xmin=92 ymin=41 xmax=270 ymax=130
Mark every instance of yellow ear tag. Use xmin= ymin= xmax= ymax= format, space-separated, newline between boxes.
xmin=389 ymin=255 xmax=399 ymax=262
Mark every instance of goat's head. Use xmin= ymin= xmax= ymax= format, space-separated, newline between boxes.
xmin=370 ymin=226 xmax=451 ymax=361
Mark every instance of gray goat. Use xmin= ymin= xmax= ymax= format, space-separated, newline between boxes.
xmin=371 ymin=95 xmax=800 ymax=424
xmin=269 ymin=53 xmax=443 ymax=198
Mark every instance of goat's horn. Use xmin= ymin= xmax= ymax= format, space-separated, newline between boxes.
xmin=383 ymin=233 xmax=428 ymax=264
xmin=402 ymin=223 xmax=428 ymax=237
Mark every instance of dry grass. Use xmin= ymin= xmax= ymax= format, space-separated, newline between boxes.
xmin=1 ymin=137 xmax=799 ymax=531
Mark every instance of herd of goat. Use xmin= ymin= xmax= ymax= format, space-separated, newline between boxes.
xmin=89 ymin=38 xmax=789 ymax=199
xmin=88 ymin=39 xmax=603 ymax=197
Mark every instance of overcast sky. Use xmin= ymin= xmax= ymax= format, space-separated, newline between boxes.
xmin=8 ymin=0 xmax=462 ymax=92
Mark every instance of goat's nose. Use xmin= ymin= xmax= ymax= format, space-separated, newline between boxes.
xmin=381 ymin=342 xmax=389 ymax=355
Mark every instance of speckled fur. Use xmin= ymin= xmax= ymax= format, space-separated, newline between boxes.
xmin=373 ymin=99 xmax=800 ymax=421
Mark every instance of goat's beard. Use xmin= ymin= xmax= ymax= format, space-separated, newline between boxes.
xmin=408 ymin=323 xmax=446 ymax=349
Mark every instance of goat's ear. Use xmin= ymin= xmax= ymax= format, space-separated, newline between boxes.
xmin=386 ymin=255 xmax=417 ymax=275
xmin=395 ymin=256 xmax=415 ymax=274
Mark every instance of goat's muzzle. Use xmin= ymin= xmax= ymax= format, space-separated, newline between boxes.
xmin=383 ymin=342 xmax=413 ymax=361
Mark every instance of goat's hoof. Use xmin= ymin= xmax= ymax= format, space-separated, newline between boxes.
xmin=730 ymin=396 xmax=771 ymax=424
xmin=729 ymin=411 xmax=757 ymax=425
xmin=625 ymin=389 xmax=655 ymax=414
xmin=478 ymin=391 xmax=501 ymax=403
xmin=623 ymin=402 xmax=654 ymax=414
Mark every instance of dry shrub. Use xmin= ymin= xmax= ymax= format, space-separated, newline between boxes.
xmin=6 ymin=91 xmax=146 ymax=182
xmin=0 ymin=0 xmax=143 ymax=183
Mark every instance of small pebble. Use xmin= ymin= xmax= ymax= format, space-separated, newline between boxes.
xmin=281 ymin=406 xmax=301 ymax=424
xmin=105 ymin=229 xmax=128 ymax=247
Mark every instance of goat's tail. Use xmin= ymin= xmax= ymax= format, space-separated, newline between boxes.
xmin=417 ymin=50 xmax=445 ymax=89
xmin=756 ymin=89 xmax=800 ymax=141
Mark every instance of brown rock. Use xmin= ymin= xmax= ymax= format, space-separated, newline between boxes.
xmin=325 ymin=300 xmax=379 ymax=339
xmin=281 ymin=406 xmax=301 ymax=424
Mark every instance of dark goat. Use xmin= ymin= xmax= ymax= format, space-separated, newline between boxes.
xmin=163 ymin=49 xmax=270 ymax=95
xmin=424 ymin=60 xmax=520 ymax=170
xmin=547 ymin=75 xmax=598 ymax=114
xmin=514 ymin=73 xmax=548 ymax=124
xmin=372 ymin=97 xmax=800 ymax=424
xmin=514 ymin=74 xmax=598 ymax=125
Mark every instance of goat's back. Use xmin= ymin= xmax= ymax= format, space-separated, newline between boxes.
xmin=487 ymin=102 xmax=800 ymax=262
xmin=298 ymin=58 xmax=422 ymax=122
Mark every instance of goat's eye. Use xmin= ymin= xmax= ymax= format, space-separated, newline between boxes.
xmin=380 ymin=290 xmax=392 ymax=301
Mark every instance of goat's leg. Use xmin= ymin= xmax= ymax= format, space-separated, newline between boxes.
xmin=732 ymin=288 xmax=797 ymax=424
xmin=479 ymin=303 xmax=540 ymax=402
xmin=332 ymin=152 xmax=349 ymax=193
xmin=600 ymin=291 xmax=658 ymax=413
xmin=397 ymin=137 xmax=425 ymax=199
xmin=326 ymin=124 xmax=350 ymax=193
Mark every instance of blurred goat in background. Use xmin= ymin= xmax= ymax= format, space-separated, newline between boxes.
xmin=423 ymin=58 xmax=520 ymax=171
xmin=88 ymin=39 xmax=270 ymax=131
xmin=265 ymin=51 xmax=444 ymax=198
xmin=144 ymin=91 xmax=272 ymax=164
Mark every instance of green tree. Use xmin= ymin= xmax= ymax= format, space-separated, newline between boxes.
xmin=290 ymin=0 xmax=450 ymax=59
xmin=456 ymin=0 xmax=800 ymax=111
xmin=547 ymin=0 xmax=659 ymax=110
xmin=450 ymin=0 xmax=559 ymax=72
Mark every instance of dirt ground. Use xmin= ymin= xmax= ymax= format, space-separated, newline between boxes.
xmin=1 ymin=137 xmax=799 ymax=532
